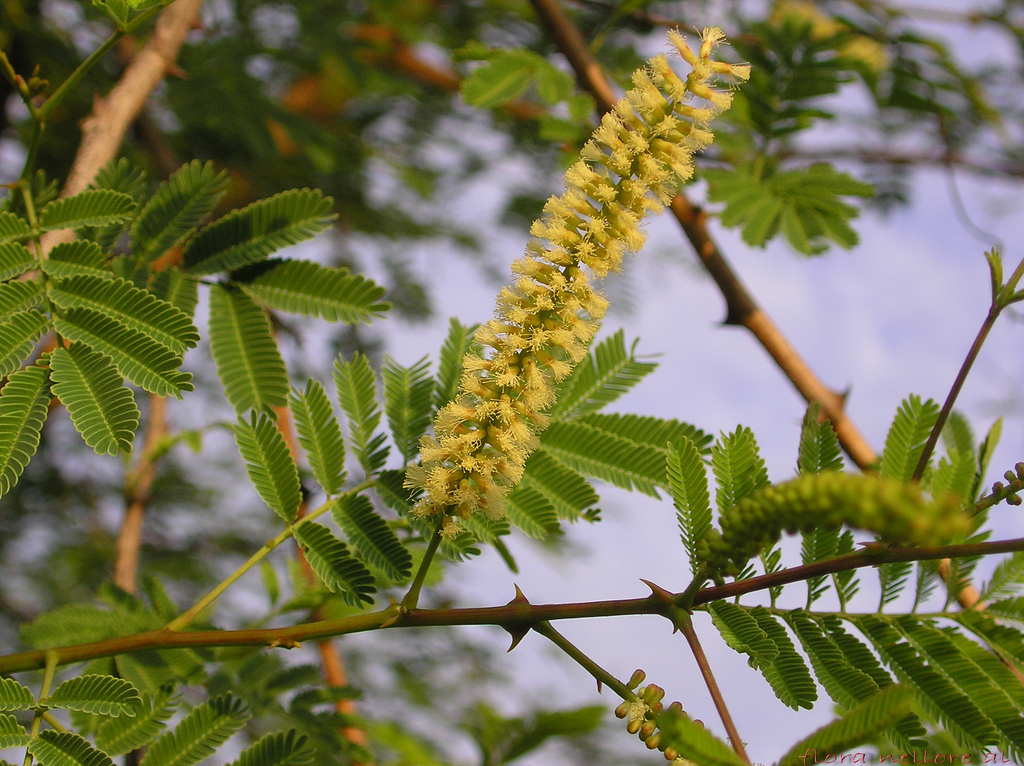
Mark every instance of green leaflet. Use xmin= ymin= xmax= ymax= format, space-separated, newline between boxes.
xmin=381 ymin=354 xmax=434 ymax=463
xmin=708 ymin=601 xmax=779 ymax=665
xmin=54 ymin=308 xmax=193 ymax=399
xmin=234 ymin=258 xmax=388 ymax=324
xmin=667 ymin=436 xmax=711 ymax=575
xmin=131 ymin=160 xmax=228 ymax=262
xmin=182 ymin=189 xmax=335 ymax=276
xmin=796 ymin=402 xmax=843 ymax=475
xmin=27 ymin=730 xmax=115 ymax=766
xmin=333 ymin=352 xmax=389 ymax=474
xmin=518 ymin=449 xmax=598 ymax=521
xmin=139 ymin=694 xmax=249 ymax=766
xmin=289 ymin=380 xmax=346 ymax=496
xmin=233 ymin=412 xmax=302 ymax=524
xmin=38 ymin=189 xmax=136 ymax=232
xmin=460 ymin=50 xmax=537 ymax=108
xmin=0 ymin=212 xmax=31 ymax=244
xmin=47 ymin=675 xmax=143 ymax=717
xmin=48 ymin=274 xmax=199 ymax=354
xmin=504 ymin=484 xmax=560 ymax=539
xmin=292 ymin=522 xmax=375 ymax=606
xmin=0 ymin=279 xmax=44 ymax=317
xmin=42 ymin=241 xmax=112 ymax=281
xmin=96 ymin=688 xmax=178 ymax=756
xmin=149 ymin=268 xmax=199 ymax=320
xmin=208 ymin=284 xmax=288 ymax=414
xmin=879 ymin=394 xmax=940 ymax=483
xmin=548 ymin=330 xmax=657 ymax=420
xmin=227 ymin=730 xmax=315 ymax=766
xmin=433 ymin=317 xmax=477 ymax=410
xmin=981 ymin=550 xmax=1024 ymax=602
xmin=711 ymin=425 xmax=769 ymax=514
xmin=652 ymin=707 xmax=746 ymax=766
xmin=332 ymin=493 xmax=412 ymax=582
xmin=49 ymin=344 xmax=140 ymax=455
xmin=0 ymin=310 xmax=47 ymax=377
xmin=748 ymin=607 xmax=817 ymax=709
xmin=81 ymin=159 xmax=149 ymax=251
xmin=0 ymin=713 xmax=28 ymax=748
xmin=0 ymin=241 xmax=35 ymax=280
xmin=0 ymin=677 xmax=34 ymax=711
xmin=776 ymin=686 xmax=916 ymax=766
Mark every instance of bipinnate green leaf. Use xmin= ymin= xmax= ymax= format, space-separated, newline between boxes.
xmin=49 ymin=275 xmax=199 ymax=354
xmin=748 ymin=607 xmax=817 ymax=710
xmin=0 ymin=241 xmax=35 ymax=279
xmin=549 ymin=330 xmax=657 ymax=420
xmin=139 ymin=694 xmax=249 ymax=766
xmin=0 ymin=713 xmax=28 ymax=748
xmin=0 ymin=677 xmax=34 ymax=711
xmin=332 ymin=493 xmax=412 ymax=582
xmin=228 ymin=730 xmax=315 ymax=766
xmin=504 ymin=484 xmax=560 ymax=539
xmin=785 ymin=613 xmax=881 ymax=711
xmin=653 ymin=707 xmax=746 ymax=766
xmin=131 ymin=160 xmax=228 ymax=262
xmin=149 ymin=269 xmax=199 ymax=320
xmin=333 ymin=352 xmax=389 ymax=474
xmin=49 ymin=344 xmax=139 ymax=455
xmin=797 ymin=402 xmax=843 ymax=475
xmin=38 ymin=190 xmax=136 ymax=232
xmin=711 ymin=425 xmax=769 ymax=513
xmin=434 ymin=317 xmax=477 ymax=410
xmin=96 ymin=688 xmax=177 ymax=756
xmin=289 ymin=380 xmax=346 ymax=496
xmin=518 ymin=450 xmax=598 ymax=521
xmin=879 ymin=394 xmax=940 ymax=483
xmin=776 ymin=686 xmax=916 ymax=766
xmin=182 ymin=189 xmax=335 ymax=276
xmin=234 ymin=259 xmax=388 ymax=323
xmin=41 ymin=241 xmax=112 ymax=281
xmin=980 ymin=550 xmax=1024 ymax=602
xmin=381 ymin=354 xmax=434 ymax=463
xmin=233 ymin=412 xmax=302 ymax=524
xmin=209 ymin=284 xmax=288 ymax=414
xmin=292 ymin=522 xmax=376 ymax=606
xmin=0 ymin=212 xmax=31 ymax=244
xmin=0 ymin=311 xmax=48 ymax=377
xmin=0 ymin=280 xmax=44 ymax=318
xmin=47 ymin=675 xmax=142 ymax=717
xmin=54 ymin=308 xmax=193 ymax=399
xmin=461 ymin=50 xmax=537 ymax=108
xmin=667 ymin=436 xmax=711 ymax=574
xmin=27 ymin=731 xmax=114 ymax=766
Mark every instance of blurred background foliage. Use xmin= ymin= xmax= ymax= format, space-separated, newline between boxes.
xmin=2 ymin=1 xmax=1023 ymax=763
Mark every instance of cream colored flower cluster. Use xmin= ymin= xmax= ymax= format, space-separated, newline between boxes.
xmin=406 ymin=29 xmax=749 ymax=533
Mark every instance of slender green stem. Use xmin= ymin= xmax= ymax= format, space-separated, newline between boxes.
xmin=40 ymin=712 xmax=67 ymax=733
xmin=165 ymin=496 xmax=338 ymax=631
xmin=400 ymin=523 xmax=442 ymax=610
xmin=913 ymin=253 xmax=1024 ymax=482
xmin=534 ymin=621 xmax=634 ymax=700
xmin=677 ymin=614 xmax=750 ymax=764
xmin=22 ymin=652 xmax=58 ymax=766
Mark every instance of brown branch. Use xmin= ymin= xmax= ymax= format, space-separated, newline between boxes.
xmin=527 ymin=0 xmax=878 ymax=469
xmin=5 ymin=535 xmax=1024 ymax=675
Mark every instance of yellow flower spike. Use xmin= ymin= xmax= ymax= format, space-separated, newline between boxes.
xmin=406 ymin=29 xmax=747 ymax=524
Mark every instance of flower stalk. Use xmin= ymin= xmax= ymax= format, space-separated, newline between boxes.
xmin=406 ymin=29 xmax=748 ymax=531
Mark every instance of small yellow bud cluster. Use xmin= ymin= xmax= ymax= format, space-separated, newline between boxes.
xmin=406 ymin=29 xmax=749 ymax=527
xmin=989 ymin=462 xmax=1024 ymax=507
xmin=698 ymin=472 xmax=972 ymax=578
xmin=613 ymin=670 xmax=699 ymax=764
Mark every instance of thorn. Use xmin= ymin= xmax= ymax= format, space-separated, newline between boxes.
xmin=503 ymin=625 xmax=530 ymax=652
xmin=640 ymin=578 xmax=674 ymax=604
xmin=508 ymin=584 xmax=530 ymax=605
xmin=166 ymin=63 xmax=189 ymax=79
xmin=596 ymin=679 xmax=603 ymax=692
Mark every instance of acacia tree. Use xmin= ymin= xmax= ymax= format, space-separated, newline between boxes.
xmin=1 ymin=1 xmax=1024 ymax=765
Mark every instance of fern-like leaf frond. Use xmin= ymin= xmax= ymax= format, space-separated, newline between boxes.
xmin=208 ymin=284 xmax=288 ymax=414
xmin=0 ymin=713 xmax=28 ymax=748
xmin=42 ymin=241 xmax=112 ymax=281
xmin=228 ymin=730 xmax=315 ymax=766
xmin=0 ymin=241 xmax=35 ymax=280
xmin=233 ymin=412 xmax=302 ymax=523
xmin=748 ymin=607 xmax=817 ymax=709
xmin=131 ymin=160 xmax=228 ymax=262
xmin=708 ymin=601 xmax=779 ymax=666
xmin=548 ymin=330 xmax=657 ymax=420
xmin=879 ymin=394 xmax=940 ymax=482
xmin=289 ymin=380 xmax=346 ymax=496
xmin=182 ymin=189 xmax=335 ymax=276
xmin=712 ymin=425 xmax=769 ymax=513
xmin=0 ymin=677 xmax=34 ymax=711
xmin=333 ymin=352 xmax=388 ymax=474
xmin=27 ymin=730 xmax=114 ymax=766
xmin=332 ymin=493 xmax=412 ymax=582
xmin=518 ymin=450 xmax=598 ymax=521
xmin=0 ymin=212 xmax=31 ymax=244
xmin=38 ymin=190 xmax=135 ymax=232
xmin=235 ymin=258 xmax=388 ymax=323
xmin=667 ymin=436 xmax=711 ymax=574
xmin=139 ymin=694 xmax=249 ymax=766
xmin=654 ymin=708 xmax=746 ymax=766
xmin=149 ymin=269 xmax=199 ymax=320
xmin=49 ymin=344 xmax=139 ymax=455
xmin=96 ymin=688 xmax=177 ymax=756
xmin=47 ymin=675 xmax=142 ymax=717
xmin=504 ymin=484 xmax=560 ymax=539
xmin=54 ymin=308 xmax=192 ymax=399
xmin=0 ymin=279 xmax=44 ymax=317
xmin=434 ymin=317 xmax=477 ymax=410
xmin=0 ymin=310 xmax=48 ymax=377
xmin=797 ymin=402 xmax=843 ymax=475
xmin=292 ymin=522 xmax=376 ymax=606
xmin=382 ymin=355 xmax=434 ymax=463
